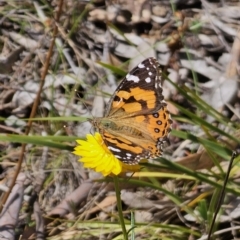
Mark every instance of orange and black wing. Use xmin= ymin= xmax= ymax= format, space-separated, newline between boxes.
xmin=100 ymin=57 xmax=172 ymax=164
xmin=105 ymin=57 xmax=164 ymax=118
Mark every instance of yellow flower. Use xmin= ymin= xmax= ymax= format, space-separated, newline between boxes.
xmin=73 ymin=132 xmax=140 ymax=176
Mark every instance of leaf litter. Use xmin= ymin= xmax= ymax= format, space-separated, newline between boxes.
xmin=0 ymin=0 xmax=240 ymax=239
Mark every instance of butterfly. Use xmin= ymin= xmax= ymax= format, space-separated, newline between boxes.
xmin=91 ymin=57 xmax=172 ymax=164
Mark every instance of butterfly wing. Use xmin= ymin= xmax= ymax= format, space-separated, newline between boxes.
xmin=97 ymin=57 xmax=172 ymax=164
xmin=100 ymin=106 xmax=172 ymax=164
xmin=105 ymin=57 xmax=164 ymax=118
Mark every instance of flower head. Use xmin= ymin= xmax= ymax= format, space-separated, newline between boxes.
xmin=73 ymin=132 xmax=140 ymax=176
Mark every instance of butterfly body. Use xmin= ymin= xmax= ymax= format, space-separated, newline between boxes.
xmin=92 ymin=57 xmax=172 ymax=164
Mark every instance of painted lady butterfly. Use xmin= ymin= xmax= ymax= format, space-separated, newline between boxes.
xmin=92 ymin=57 xmax=172 ymax=164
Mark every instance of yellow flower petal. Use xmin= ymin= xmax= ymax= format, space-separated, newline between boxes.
xmin=74 ymin=132 xmax=139 ymax=176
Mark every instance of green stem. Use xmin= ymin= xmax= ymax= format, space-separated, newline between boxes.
xmin=113 ymin=175 xmax=128 ymax=240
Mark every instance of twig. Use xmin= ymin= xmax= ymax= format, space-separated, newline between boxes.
xmin=0 ymin=0 xmax=64 ymax=212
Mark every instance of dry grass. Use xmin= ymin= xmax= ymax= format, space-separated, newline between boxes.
xmin=0 ymin=0 xmax=240 ymax=239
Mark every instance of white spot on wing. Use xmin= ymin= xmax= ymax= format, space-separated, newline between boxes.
xmin=126 ymin=74 xmax=140 ymax=83
xmin=138 ymin=63 xmax=145 ymax=68
xmin=108 ymin=146 xmax=121 ymax=152
xmin=126 ymin=153 xmax=132 ymax=157
xmin=148 ymin=72 xmax=152 ymax=76
xmin=145 ymin=77 xmax=151 ymax=83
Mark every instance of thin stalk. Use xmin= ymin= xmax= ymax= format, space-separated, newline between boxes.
xmin=113 ymin=176 xmax=128 ymax=240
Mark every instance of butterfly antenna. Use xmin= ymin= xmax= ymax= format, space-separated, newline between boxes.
xmin=75 ymin=88 xmax=97 ymax=136
xmin=74 ymin=88 xmax=94 ymax=123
